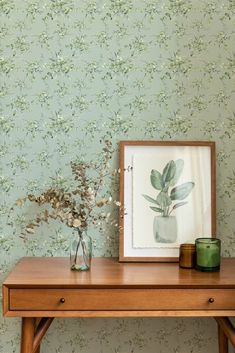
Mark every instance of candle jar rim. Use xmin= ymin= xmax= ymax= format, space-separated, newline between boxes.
xmin=180 ymin=243 xmax=195 ymax=249
xmin=195 ymin=237 xmax=220 ymax=243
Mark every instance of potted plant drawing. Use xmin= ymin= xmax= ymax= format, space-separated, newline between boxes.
xmin=143 ymin=159 xmax=195 ymax=243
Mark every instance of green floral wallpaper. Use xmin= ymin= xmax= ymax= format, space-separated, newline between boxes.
xmin=1 ymin=0 xmax=235 ymax=352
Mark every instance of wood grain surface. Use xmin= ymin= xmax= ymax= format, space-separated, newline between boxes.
xmin=3 ymin=257 xmax=235 ymax=288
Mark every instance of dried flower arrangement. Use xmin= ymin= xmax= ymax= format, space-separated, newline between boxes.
xmin=16 ymin=140 xmax=120 ymax=269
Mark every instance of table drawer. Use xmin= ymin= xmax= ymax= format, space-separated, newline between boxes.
xmin=9 ymin=289 xmax=235 ymax=311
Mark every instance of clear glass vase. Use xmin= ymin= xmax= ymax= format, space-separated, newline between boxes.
xmin=70 ymin=230 xmax=92 ymax=271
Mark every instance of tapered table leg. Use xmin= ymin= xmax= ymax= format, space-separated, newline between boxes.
xmin=218 ymin=323 xmax=228 ymax=353
xmin=34 ymin=319 xmax=40 ymax=353
xmin=20 ymin=318 xmax=35 ymax=353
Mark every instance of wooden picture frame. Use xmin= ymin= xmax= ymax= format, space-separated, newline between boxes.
xmin=119 ymin=141 xmax=216 ymax=262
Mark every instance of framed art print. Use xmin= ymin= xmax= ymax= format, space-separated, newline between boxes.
xmin=119 ymin=141 xmax=216 ymax=262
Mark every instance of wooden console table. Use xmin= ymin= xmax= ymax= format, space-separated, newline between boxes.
xmin=2 ymin=257 xmax=235 ymax=353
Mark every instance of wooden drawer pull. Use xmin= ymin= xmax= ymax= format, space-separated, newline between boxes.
xmin=208 ymin=297 xmax=215 ymax=303
xmin=60 ymin=298 xmax=65 ymax=303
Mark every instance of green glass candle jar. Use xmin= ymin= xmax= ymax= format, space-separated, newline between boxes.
xmin=195 ymin=238 xmax=221 ymax=272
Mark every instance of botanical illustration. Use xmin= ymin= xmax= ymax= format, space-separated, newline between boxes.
xmin=143 ymin=159 xmax=195 ymax=242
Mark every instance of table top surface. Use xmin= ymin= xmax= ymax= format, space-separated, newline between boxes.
xmin=3 ymin=257 xmax=235 ymax=289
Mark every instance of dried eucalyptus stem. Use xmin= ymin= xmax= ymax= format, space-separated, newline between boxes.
xmin=16 ymin=140 xmax=121 ymax=239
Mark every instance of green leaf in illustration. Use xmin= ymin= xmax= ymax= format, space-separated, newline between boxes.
xmin=162 ymin=160 xmax=176 ymax=184
xmin=142 ymin=194 xmax=159 ymax=205
xmin=150 ymin=169 xmax=163 ymax=190
xmin=150 ymin=206 xmax=164 ymax=213
xmin=162 ymin=182 xmax=170 ymax=193
xmin=172 ymin=201 xmax=188 ymax=210
xmin=170 ymin=182 xmax=195 ymax=201
xmin=169 ymin=159 xmax=184 ymax=186
xmin=157 ymin=191 xmax=172 ymax=208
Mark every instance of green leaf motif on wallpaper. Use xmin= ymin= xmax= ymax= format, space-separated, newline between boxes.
xmin=143 ymin=159 xmax=195 ymax=217
xmin=0 ymin=116 xmax=14 ymax=133
xmin=105 ymin=0 xmax=133 ymax=18
xmin=0 ymin=0 xmax=15 ymax=15
xmin=46 ymin=0 xmax=74 ymax=17
xmin=0 ymin=57 xmax=15 ymax=75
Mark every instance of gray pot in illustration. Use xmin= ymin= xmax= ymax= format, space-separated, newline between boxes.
xmin=153 ymin=216 xmax=177 ymax=243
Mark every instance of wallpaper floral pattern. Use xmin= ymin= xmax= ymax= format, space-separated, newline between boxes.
xmin=1 ymin=0 xmax=235 ymax=352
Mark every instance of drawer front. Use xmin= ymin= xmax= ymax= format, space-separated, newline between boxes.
xmin=9 ymin=289 xmax=235 ymax=311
